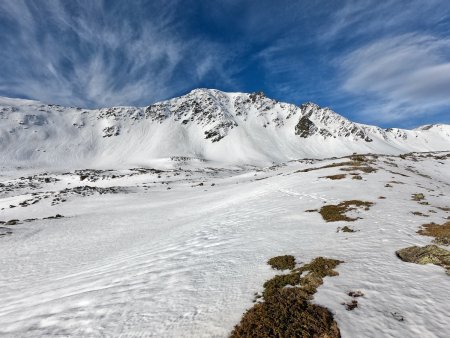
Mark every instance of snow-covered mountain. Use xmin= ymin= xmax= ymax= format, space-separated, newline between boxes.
xmin=0 ymin=89 xmax=449 ymax=168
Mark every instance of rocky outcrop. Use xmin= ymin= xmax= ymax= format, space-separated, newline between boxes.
xmin=396 ymin=245 xmax=450 ymax=274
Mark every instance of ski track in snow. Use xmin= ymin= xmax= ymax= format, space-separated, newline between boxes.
xmin=0 ymin=154 xmax=449 ymax=337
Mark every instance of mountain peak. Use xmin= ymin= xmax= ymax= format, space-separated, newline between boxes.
xmin=0 ymin=89 xmax=449 ymax=168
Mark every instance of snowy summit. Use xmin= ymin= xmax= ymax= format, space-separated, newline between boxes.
xmin=0 ymin=89 xmax=449 ymax=169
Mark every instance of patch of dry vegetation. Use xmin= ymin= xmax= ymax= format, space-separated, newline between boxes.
xmin=337 ymin=226 xmax=356 ymax=233
xmin=386 ymin=170 xmax=409 ymax=177
xmin=339 ymin=166 xmax=377 ymax=174
xmin=295 ymin=161 xmax=356 ymax=173
xmin=433 ymin=153 xmax=450 ymax=160
xmin=231 ymin=257 xmax=343 ymax=338
xmin=321 ymin=174 xmax=346 ymax=180
xmin=267 ymin=255 xmax=296 ymax=270
xmin=297 ymin=155 xmax=377 ymax=172
xmin=343 ymin=300 xmax=358 ymax=311
xmin=318 ymin=200 xmax=374 ymax=222
xmin=411 ymin=211 xmax=429 ymax=217
xmin=348 ymin=290 xmax=364 ymax=298
xmin=417 ymin=221 xmax=450 ymax=245
xmin=389 ymin=181 xmax=405 ymax=185
xmin=405 ymin=167 xmax=432 ymax=179
xmin=411 ymin=193 xmax=425 ymax=201
xmin=305 ymin=209 xmax=317 ymax=213
xmin=295 ymin=155 xmax=378 ymax=177
xmin=342 ymin=291 xmax=363 ymax=311
xmin=350 ymin=154 xmax=366 ymax=162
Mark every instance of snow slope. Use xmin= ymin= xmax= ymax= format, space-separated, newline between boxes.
xmin=0 ymin=153 xmax=449 ymax=337
xmin=0 ymin=89 xmax=449 ymax=168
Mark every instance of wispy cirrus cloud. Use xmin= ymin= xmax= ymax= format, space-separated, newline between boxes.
xmin=338 ymin=34 xmax=450 ymax=123
xmin=320 ymin=0 xmax=449 ymax=43
xmin=0 ymin=0 xmax=449 ymax=128
xmin=0 ymin=0 xmax=235 ymax=107
xmin=311 ymin=0 xmax=450 ymax=126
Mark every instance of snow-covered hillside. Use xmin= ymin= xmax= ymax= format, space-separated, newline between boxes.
xmin=1 ymin=152 xmax=449 ymax=337
xmin=0 ymin=89 xmax=449 ymax=168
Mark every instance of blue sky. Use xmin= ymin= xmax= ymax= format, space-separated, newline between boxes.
xmin=0 ymin=0 xmax=449 ymax=128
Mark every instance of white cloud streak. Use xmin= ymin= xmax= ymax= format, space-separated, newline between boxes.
xmin=339 ymin=34 xmax=450 ymax=123
xmin=320 ymin=0 xmax=448 ymax=43
xmin=0 ymin=0 xmax=235 ymax=107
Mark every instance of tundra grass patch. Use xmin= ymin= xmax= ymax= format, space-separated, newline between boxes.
xmin=337 ymin=226 xmax=357 ymax=233
xmin=318 ymin=200 xmax=374 ymax=222
xmin=267 ymin=255 xmax=296 ymax=270
xmin=411 ymin=211 xmax=429 ymax=217
xmin=417 ymin=221 xmax=450 ymax=245
xmin=231 ymin=256 xmax=342 ymax=338
xmin=321 ymin=174 xmax=346 ymax=180
xmin=411 ymin=193 xmax=425 ymax=201
xmin=295 ymin=156 xmax=378 ymax=176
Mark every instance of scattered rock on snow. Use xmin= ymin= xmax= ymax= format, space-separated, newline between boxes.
xmin=0 ymin=227 xmax=13 ymax=237
xmin=396 ymin=245 xmax=450 ymax=274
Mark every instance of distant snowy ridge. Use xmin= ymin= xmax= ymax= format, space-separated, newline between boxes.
xmin=0 ymin=89 xmax=449 ymax=168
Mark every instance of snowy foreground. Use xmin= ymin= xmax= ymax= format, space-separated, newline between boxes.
xmin=0 ymin=153 xmax=449 ymax=337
